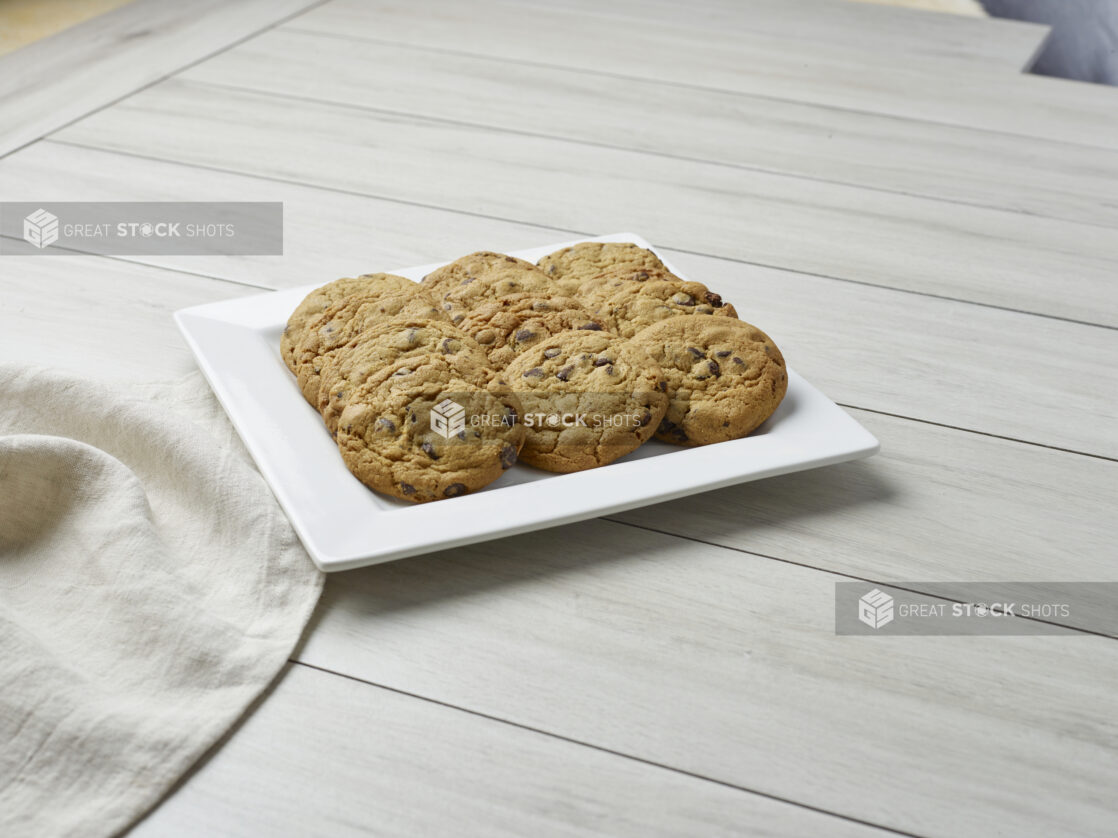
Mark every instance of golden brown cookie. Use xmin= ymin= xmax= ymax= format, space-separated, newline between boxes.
xmin=318 ymin=319 xmax=489 ymax=435
xmin=503 ymin=330 xmax=668 ymax=472
xmin=336 ymin=355 xmax=525 ymax=503
xmin=281 ymin=273 xmax=417 ymax=371
xmin=455 ymin=294 xmax=605 ymax=369
xmin=420 ymin=251 xmax=548 ymax=302
xmin=537 ymin=242 xmax=668 ymax=297
xmin=293 ymin=290 xmax=446 ymax=406
xmin=584 ymin=275 xmax=738 ymax=339
xmin=438 ymin=263 xmax=554 ymax=326
xmin=631 ymin=317 xmax=787 ymax=446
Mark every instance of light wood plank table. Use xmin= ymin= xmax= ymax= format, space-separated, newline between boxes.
xmin=1 ymin=1 xmax=1115 ymax=836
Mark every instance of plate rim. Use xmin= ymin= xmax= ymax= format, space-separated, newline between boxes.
xmin=175 ymin=232 xmax=880 ymax=571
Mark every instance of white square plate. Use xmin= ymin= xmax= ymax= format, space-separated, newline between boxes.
xmin=176 ymin=233 xmax=879 ymax=572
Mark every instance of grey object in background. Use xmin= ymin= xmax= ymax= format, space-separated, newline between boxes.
xmin=983 ymin=0 xmax=1118 ymax=85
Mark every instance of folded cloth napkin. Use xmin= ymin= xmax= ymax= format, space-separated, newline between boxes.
xmin=0 ymin=366 xmax=324 ymax=838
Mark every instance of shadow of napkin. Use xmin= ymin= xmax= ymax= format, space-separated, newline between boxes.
xmin=0 ymin=366 xmax=323 ymax=838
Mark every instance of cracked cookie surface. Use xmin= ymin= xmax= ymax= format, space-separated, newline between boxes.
xmin=455 ymin=294 xmax=604 ymax=369
xmin=294 ymin=290 xmax=445 ymax=406
xmin=584 ymin=274 xmax=738 ymax=339
xmin=537 ymin=242 xmax=668 ymax=297
xmin=281 ymin=273 xmax=417 ymax=370
xmin=336 ymin=356 xmax=525 ymax=503
xmin=420 ymin=251 xmax=550 ymax=304
xmin=318 ymin=319 xmax=489 ymax=435
xmin=503 ymin=330 xmax=668 ymax=473
xmin=631 ymin=316 xmax=787 ymax=446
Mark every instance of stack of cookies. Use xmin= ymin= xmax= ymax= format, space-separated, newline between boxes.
xmin=282 ymin=242 xmax=787 ymax=503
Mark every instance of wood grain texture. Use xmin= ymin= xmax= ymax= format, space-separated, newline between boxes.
xmin=180 ymin=32 xmax=1118 ymax=229
xmin=0 ymin=0 xmax=323 ymax=157
xmin=289 ymin=0 xmax=1118 ymax=149
xmin=614 ymin=407 xmax=1118 ymax=585
xmin=0 ymin=255 xmax=253 ymax=381
xmin=0 ymin=141 xmax=561 ymax=291
xmin=295 ymin=518 xmax=1118 ymax=838
xmin=52 ymin=80 xmax=1118 ymax=328
xmin=129 ymin=664 xmax=887 ymax=838
xmin=515 ymin=0 xmax=1046 ymax=71
xmin=5 ymin=142 xmax=1114 ymax=457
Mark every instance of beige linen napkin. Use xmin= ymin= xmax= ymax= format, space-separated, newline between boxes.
xmin=0 ymin=366 xmax=324 ymax=838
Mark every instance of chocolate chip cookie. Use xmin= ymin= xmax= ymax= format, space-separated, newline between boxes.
xmin=293 ymin=290 xmax=446 ymax=406
xmin=336 ymin=355 xmax=525 ymax=503
xmin=318 ymin=319 xmax=489 ymax=435
xmin=584 ymin=274 xmax=738 ymax=339
xmin=281 ymin=273 xmax=417 ymax=371
xmin=420 ymin=251 xmax=549 ymax=303
xmin=537 ymin=242 xmax=669 ymax=297
xmin=503 ymin=330 xmax=668 ymax=472
xmin=455 ymin=294 xmax=605 ymax=369
xmin=631 ymin=317 xmax=787 ymax=446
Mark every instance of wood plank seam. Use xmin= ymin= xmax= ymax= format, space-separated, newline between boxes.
xmin=41 ymin=137 xmax=1118 ymax=336
xmin=0 ymin=0 xmax=333 ymax=161
xmin=281 ymin=26 xmax=1117 ymax=155
xmin=290 ymin=660 xmax=923 ymax=838
xmin=603 ymin=518 xmax=1118 ymax=640
xmin=841 ymin=404 xmax=1118 ymax=464
xmin=174 ymin=76 xmax=1118 ymax=239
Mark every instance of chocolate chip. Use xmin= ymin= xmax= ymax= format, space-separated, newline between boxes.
xmin=505 ymin=256 xmax=517 ymax=263
xmin=633 ymin=270 xmax=650 ymax=280
xmin=606 ymin=365 xmax=615 ymax=375
xmin=532 ymin=301 xmax=553 ymax=312
xmin=732 ymin=356 xmax=744 ymax=365
xmin=515 ymin=329 xmax=536 ymax=341
xmin=638 ymin=411 xmax=652 ymax=427
xmin=374 ymin=418 xmax=396 ymax=433
xmin=708 ymin=360 xmax=721 ymax=377
xmin=411 ymin=413 xmax=418 ymax=424
xmin=657 ymin=380 xmax=668 ymax=392
xmin=503 ymin=404 xmax=519 ymax=426
xmin=687 ymin=347 xmax=704 ymax=358
xmin=544 ymin=348 xmax=561 ymax=358
xmin=400 ymin=482 xmax=416 ymax=496
xmin=499 ymin=444 xmax=518 ymax=470
xmin=593 ymin=357 xmax=611 ymax=367
xmin=421 ymin=441 xmax=439 ymax=459
xmin=556 ymin=365 xmax=574 ymax=381
xmin=443 ymin=483 xmax=467 ymax=497
xmin=672 ymin=293 xmax=696 ymax=306
xmin=578 ymin=322 xmax=603 ymax=331
xmin=457 ymin=430 xmax=467 ymax=440
xmin=440 ymin=338 xmax=457 ymax=353
xmin=715 ymin=350 xmax=731 ymax=358
xmin=704 ymin=291 xmax=724 ymax=308
xmin=523 ymin=368 xmax=545 ymax=378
